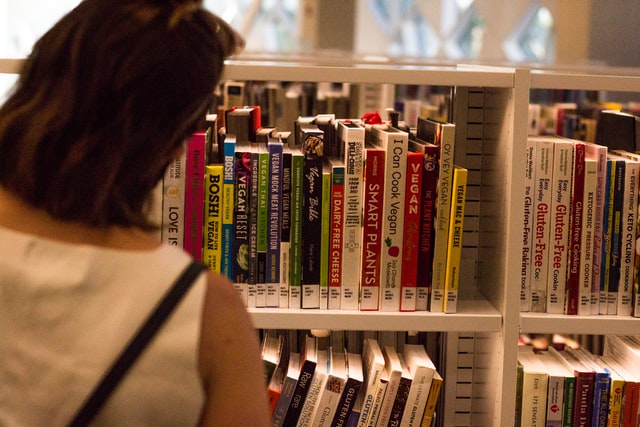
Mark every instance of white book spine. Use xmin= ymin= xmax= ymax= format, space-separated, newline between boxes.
xmin=521 ymin=139 xmax=536 ymax=312
xmin=578 ymin=158 xmax=597 ymax=315
xmin=546 ymin=140 xmax=573 ymax=314
xmin=373 ymin=127 xmax=409 ymax=311
xmin=339 ymin=122 xmax=365 ymax=310
xmin=530 ymin=138 xmax=554 ymax=312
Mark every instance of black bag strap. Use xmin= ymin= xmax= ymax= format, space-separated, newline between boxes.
xmin=67 ymin=261 xmax=208 ymax=427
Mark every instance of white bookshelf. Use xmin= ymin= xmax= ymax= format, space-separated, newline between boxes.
xmin=5 ymin=56 xmax=639 ymax=426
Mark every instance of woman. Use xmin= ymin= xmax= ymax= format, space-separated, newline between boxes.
xmin=0 ymin=0 xmax=270 ymax=425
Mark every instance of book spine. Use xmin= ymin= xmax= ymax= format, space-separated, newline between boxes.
xmin=320 ymin=166 xmax=332 ymax=309
xmin=521 ymin=139 xmax=536 ymax=312
xmin=415 ymin=143 xmax=439 ymax=311
xmin=578 ymin=159 xmax=597 ymax=315
xmin=546 ymin=140 xmax=573 ymax=314
xmin=359 ymin=148 xmax=385 ymax=311
xmin=161 ymin=149 xmax=186 ymax=248
xmin=400 ymin=368 xmax=434 ymax=427
xmin=183 ymin=132 xmax=206 ymax=262
xmin=399 ymin=151 xmax=423 ymax=312
xmin=377 ymin=129 xmax=409 ymax=312
xmin=388 ymin=376 xmax=411 ymax=427
xmin=530 ymin=138 xmax=554 ymax=312
xmin=340 ymin=123 xmax=365 ymax=311
xmin=617 ymin=159 xmax=638 ymax=316
xmin=329 ymin=163 xmax=345 ymax=310
xmin=545 ymin=374 xmax=564 ymax=426
xmin=562 ymin=376 xmax=575 ymax=427
xmin=280 ymin=150 xmax=292 ymax=308
xmin=222 ymin=137 xmax=236 ymax=282
xmin=203 ymin=165 xmax=224 ymax=273
xmin=257 ymin=147 xmax=269 ymax=306
xmin=289 ymin=152 xmax=304 ymax=309
xmin=365 ymin=378 xmax=388 ymax=426
xmin=565 ymin=142 xmax=586 ymax=315
xmin=591 ymin=372 xmax=610 ymax=427
xmin=429 ymin=125 xmax=455 ymax=313
xmin=607 ymin=159 xmax=625 ymax=314
xmin=599 ymin=159 xmax=615 ymax=314
xmin=297 ymin=371 xmax=327 ymax=427
xmin=331 ymin=378 xmax=362 ymax=427
xmin=607 ymin=376 xmax=623 ymax=427
xmin=233 ymin=149 xmax=251 ymax=304
xmin=283 ymin=361 xmax=317 ymax=427
xmin=420 ymin=374 xmax=442 ymax=427
xmin=443 ymin=166 xmax=467 ymax=313
xmin=585 ymin=144 xmax=607 ymax=315
xmin=572 ymin=372 xmax=594 ymax=426
xmin=272 ymin=375 xmax=299 ymax=427
xmin=301 ymin=129 xmax=324 ymax=309
xmin=267 ymin=140 xmax=283 ymax=308
xmin=520 ymin=371 xmax=547 ymax=427
xmin=248 ymin=150 xmax=260 ymax=290
xmin=310 ymin=375 xmax=346 ymax=427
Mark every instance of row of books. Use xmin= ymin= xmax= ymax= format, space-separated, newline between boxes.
xmin=219 ymin=79 xmax=452 ymax=134
xmin=262 ymin=332 xmax=442 ymax=427
xmin=520 ymin=131 xmax=640 ymax=316
xmin=161 ymin=106 xmax=468 ymax=313
xmin=516 ymin=335 xmax=640 ymax=427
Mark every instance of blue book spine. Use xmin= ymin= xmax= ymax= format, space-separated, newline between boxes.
xmin=222 ymin=136 xmax=236 ymax=280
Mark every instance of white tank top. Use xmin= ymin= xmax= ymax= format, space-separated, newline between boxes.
xmin=0 ymin=226 xmax=206 ymax=426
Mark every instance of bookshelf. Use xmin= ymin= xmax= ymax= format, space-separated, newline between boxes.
xmin=3 ymin=56 xmax=639 ymax=426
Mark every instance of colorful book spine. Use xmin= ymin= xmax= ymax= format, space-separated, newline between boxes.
xmin=565 ymin=141 xmax=586 ymax=315
xmin=338 ymin=120 xmax=365 ymax=311
xmin=331 ymin=353 xmax=363 ymax=427
xmin=420 ymin=371 xmax=442 ymax=427
xmin=520 ymin=139 xmax=536 ymax=312
xmin=443 ymin=165 xmax=468 ymax=313
xmin=399 ymin=151 xmax=423 ymax=312
xmin=161 ymin=147 xmax=186 ymax=248
xmin=222 ymin=134 xmax=236 ymax=282
xmin=203 ymin=164 xmax=224 ymax=273
xmin=546 ymin=138 xmax=573 ymax=314
xmin=359 ymin=146 xmax=386 ymax=311
xmin=372 ymin=126 xmax=409 ymax=312
xmin=183 ymin=132 xmax=206 ymax=262
xmin=267 ymin=139 xmax=283 ymax=308
xmin=328 ymin=159 xmax=345 ymax=310
xmin=320 ymin=163 xmax=332 ymax=310
xmin=530 ymin=137 xmax=554 ymax=313
xmin=410 ymin=139 xmax=440 ymax=311
xmin=607 ymin=158 xmax=625 ymax=314
xmin=233 ymin=144 xmax=252 ymax=304
xmin=418 ymin=118 xmax=455 ymax=313
xmin=248 ymin=146 xmax=260 ymax=305
xmin=280 ymin=148 xmax=292 ymax=308
xmin=289 ymin=149 xmax=304 ymax=309
xmin=257 ymin=145 xmax=269 ymax=306
xmin=610 ymin=151 xmax=640 ymax=316
xmin=599 ymin=158 xmax=615 ymax=314
xmin=300 ymin=126 xmax=324 ymax=309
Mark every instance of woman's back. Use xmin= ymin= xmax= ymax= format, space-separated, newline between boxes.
xmin=0 ymin=225 xmax=205 ymax=426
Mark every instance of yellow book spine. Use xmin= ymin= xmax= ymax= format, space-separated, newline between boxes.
xmin=443 ymin=166 xmax=467 ymax=313
xmin=203 ymin=164 xmax=224 ymax=273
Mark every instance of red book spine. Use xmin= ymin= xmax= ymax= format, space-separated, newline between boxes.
xmin=360 ymin=147 xmax=386 ymax=311
xmin=566 ymin=142 xmax=585 ymax=314
xmin=183 ymin=132 xmax=206 ymax=261
xmin=400 ymin=151 xmax=423 ymax=311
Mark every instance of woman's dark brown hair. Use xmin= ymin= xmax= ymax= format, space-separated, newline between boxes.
xmin=0 ymin=0 xmax=243 ymax=229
